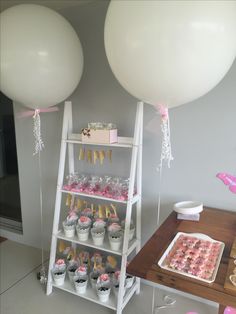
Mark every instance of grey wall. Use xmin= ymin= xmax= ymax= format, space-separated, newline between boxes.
xmin=1 ymin=1 xmax=235 ymax=248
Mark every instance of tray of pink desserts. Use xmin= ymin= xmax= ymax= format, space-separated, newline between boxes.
xmin=158 ymin=232 xmax=225 ymax=283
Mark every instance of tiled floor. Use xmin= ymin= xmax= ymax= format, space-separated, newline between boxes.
xmin=0 ymin=240 xmax=218 ymax=314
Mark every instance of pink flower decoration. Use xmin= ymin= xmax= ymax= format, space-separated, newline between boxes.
xmin=56 ymin=259 xmax=65 ymax=266
xmin=100 ymin=274 xmax=109 ymax=282
xmin=79 ymin=216 xmax=90 ymax=223
xmin=157 ymin=104 xmax=169 ymax=120
xmin=77 ymin=265 xmax=87 ymax=274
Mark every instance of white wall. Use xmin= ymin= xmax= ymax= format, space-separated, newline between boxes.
xmin=1 ymin=1 xmax=235 ymax=248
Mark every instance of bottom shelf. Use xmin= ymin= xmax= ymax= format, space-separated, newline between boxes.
xmin=52 ymin=277 xmax=138 ymax=311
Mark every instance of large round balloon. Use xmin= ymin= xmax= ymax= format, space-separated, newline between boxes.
xmin=104 ymin=1 xmax=236 ymax=108
xmin=0 ymin=4 xmax=83 ymax=109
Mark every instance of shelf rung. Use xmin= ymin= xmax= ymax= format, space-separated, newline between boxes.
xmin=52 ymin=278 xmax=117 ymax=310
xmin=60 ymin=189 xmax=140 ymax=205
xmin=56 ymin=230 xmax=139 ymax=256
xmin=52 ymin=278 xmax=138 ymax=311
xmin=65 ymin=134 xmax=134 ymax=148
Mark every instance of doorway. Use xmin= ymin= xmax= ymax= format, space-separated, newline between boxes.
xmin=0 ymin=92 xmax=22 ymax=233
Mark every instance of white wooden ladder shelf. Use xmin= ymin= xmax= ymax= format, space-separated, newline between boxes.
xmin=47 ymin=101 xmax=143 ymax=314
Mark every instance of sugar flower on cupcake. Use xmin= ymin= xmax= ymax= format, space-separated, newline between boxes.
xmin=97 ymin=273 xmax=110 ymax=285
xmin=78 ymin=216 xmax=92 ymax=228
xmin=75 ymin=265 xmax=87 ymax=277
xmin=54 ymin=258 xmax=66 ymax=270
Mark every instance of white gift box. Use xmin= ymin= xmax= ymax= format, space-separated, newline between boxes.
xmin=81 ymin=128 xmax=118 ymax=144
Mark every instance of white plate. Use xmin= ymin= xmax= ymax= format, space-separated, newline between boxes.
xmin=173 ymin=201 xmax=203 ymax=215
xmin=158 ymin=232 xmax=225 ymax=283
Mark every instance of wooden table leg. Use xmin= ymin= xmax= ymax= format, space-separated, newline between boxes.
xmin=218 ymin=304 xmax=225 ymax=314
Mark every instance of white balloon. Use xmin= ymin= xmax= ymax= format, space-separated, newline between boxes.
xmin=104 ymin=1 xmax=236 ymax=108
xmin=0 ymin=4 xmax=83 ymax=109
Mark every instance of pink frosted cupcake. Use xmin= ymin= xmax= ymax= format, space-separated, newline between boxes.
xmin=96 ymin=274 xmax=111 ymax=302
xmin=52 ymin=259 xmax=66 ymax=286
xmin=76 ymin=216 xmax=92 ymax=241
xmin=108 ymin=223 xmax=123 ymax=251
xmin=63 ymin=210 xmax=78 ymax=238
xmin=74 ymin=266 xmax=88 ymax=294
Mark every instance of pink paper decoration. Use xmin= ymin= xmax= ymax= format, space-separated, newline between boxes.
xmin=216 ymin=173 xmax=236 ymax=194
xmin=224 ymin=307 xmax=236 ymax=314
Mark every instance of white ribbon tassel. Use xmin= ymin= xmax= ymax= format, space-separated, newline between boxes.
xmin=159 ymin=116 xmax=173 ymax=169
xmin=33 ymin=109 xmax=44 ymax=155
xmin=157 ymin=105 xmax=173 ymax=170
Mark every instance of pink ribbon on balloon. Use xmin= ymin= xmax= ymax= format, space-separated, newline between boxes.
xmin=17 ymin=106 xmax=59 ymax=118
xmin=145 ymin=103 xmax=169 ymax=134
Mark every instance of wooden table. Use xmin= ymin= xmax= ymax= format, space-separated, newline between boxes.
xmin=127 ymin=207 xmax=236 ymax=314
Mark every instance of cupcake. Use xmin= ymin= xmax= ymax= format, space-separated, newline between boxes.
xmin=96 ymin=274 xmax=111 ymax=302
xmin=108 ymin=223 xmax=123 ymax=251
xmin=91 ymin=227 xmax=105 ymax=246
xmin=76 ymin=216 xmax=92 ymax=241
xmin=62 ymin=210 xmax=78 ymax=238
xmin=67 ymin=261 xmax=79 ymax=282
xmin=51 ymin=259 xmax=66 ymax=286
xmin=74 ymin=266 xmax=88 ymax=295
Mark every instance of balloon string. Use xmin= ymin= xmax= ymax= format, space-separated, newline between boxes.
xmin=151 ymin=106 xmax=176 ymax=312
xmin=38 ymin=150 xmax=46 ymax=282
xmin=33 ymin=110 xmax=46 ymax=283
xmin=151 ymin=158 xmax=162 ymax=313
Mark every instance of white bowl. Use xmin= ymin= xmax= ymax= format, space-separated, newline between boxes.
xmin=173 ymin=201 xmax=203 ymax=215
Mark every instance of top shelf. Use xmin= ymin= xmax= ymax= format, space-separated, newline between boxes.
xmin=65 ymin=133 xmax=133 ymax=148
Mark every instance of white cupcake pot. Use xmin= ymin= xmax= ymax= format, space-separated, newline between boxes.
xmin=76 ymin=226 xmax=90 ymax=241
xmin=108 ymin=231 xmax=123 ymax=251
xmin=63 ymin=221 xmax=75 ymax=238
xmin=52 ymin=269 xmax=66 ymax=286
xmin=67 ymin=264 xmax=78 ymax=282
xmin=91 ymin=227 xmax=105 ymax=246
xmin=74 ymin=275 xmax=88 ymax=294
xmin=96 ymin=284 xmax=111 ymax=302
